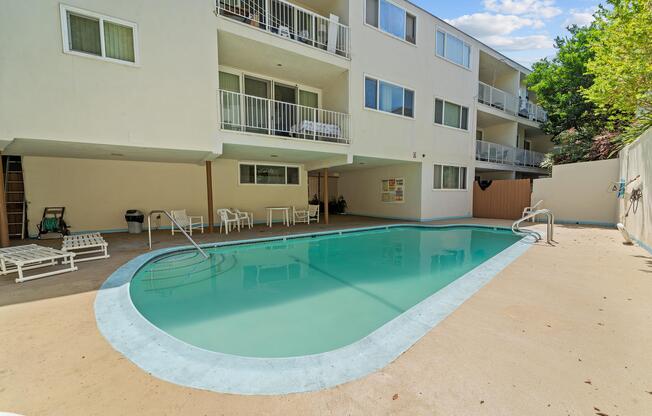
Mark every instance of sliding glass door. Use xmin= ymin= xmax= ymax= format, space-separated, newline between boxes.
xmin=273 ymin=83 xmax=297 ymax=136
xmin=219 ymin=71 xmax=241 ymax=130
xmin=244 ymin=76 xmax=270 ymax=134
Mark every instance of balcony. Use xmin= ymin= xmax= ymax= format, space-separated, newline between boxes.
xmin=216 ymin=0 xmax=351 ymax=58
xmin=218 ymin=90 xmax=351 ymax=144
xmin=478 ymin=82 xmax=548 ymax=123
xmin=475 ymin=140 xmax=546 ymax=169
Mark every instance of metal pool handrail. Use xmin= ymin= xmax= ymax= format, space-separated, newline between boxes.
xmin=147 ymin=210 xmax=209 ymax=259
xmin=512 ymin=209 xmax=555 ymax=244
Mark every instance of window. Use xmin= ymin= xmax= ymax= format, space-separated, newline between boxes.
xmin=239 ymin=163 xmax=300 ymax=185
xmin=365 ymin=77 xmax=378 ymax=109
xmin=365 ymin=76 xmax=414 ymax=118
xmin=433 ymin=165 xmax=467 ymax=190
xmin=434 ymin=99 xmax=469 ymax=130
xmin=435 ymin=29 xmax=471 ymax=68
xmin=365 ymin=0 xmax=417 ymax=44
xmin=61 ymin=5 xmax=138 ymax=65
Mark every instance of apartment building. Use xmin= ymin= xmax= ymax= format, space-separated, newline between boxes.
xmin=0 ymin=0 xmax=552 ymax=236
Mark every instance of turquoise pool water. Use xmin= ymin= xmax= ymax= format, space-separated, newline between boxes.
xmin=130 ymin=226 xmax=520 ymax=358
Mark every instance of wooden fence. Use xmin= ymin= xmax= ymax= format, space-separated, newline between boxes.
xmin=473 ymin=179 xmax=531 ymax=220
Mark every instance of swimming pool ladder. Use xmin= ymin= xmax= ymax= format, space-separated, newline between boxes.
xmin=512 ymin=209 xmax=555 ymax=244
xmin=147 ymin=210 xmax=209 ymax=259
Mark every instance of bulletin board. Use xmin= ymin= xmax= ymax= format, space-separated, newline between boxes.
xmin=381 ymin=178 xmax=405 ymax=203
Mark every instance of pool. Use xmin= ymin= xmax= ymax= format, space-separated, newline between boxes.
xmin=96 ymin=224 xmax=531 ymax=394
xmin=130 ymin=226 xmax=521 ymax=358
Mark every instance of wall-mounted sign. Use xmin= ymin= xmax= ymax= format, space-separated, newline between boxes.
xmin=381 ymin=178 xmax=405 ymax=203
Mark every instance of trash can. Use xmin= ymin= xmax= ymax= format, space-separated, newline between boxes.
xmin=125 ymin=210 xmax=144 ymax=234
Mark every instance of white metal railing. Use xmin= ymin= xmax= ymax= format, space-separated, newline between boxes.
xmin=478 ymin=81 xmax=518 ymax=116
xmin=216 ymin=0 xmax=351 ymax=58
xmin=512 ymin=209 xmax=555 ymax=244
xmin=526 ymin=101 xmax=548 ymax=123
xmin=478 ymin=81 xmax=548 ymax=122
xmin=475 ymin=140 xmax=546 ymax=169
xmin=147 ymin=210 xmax=209 ymax=258
xmin=218 ymin=90 xmax=351 ymax=144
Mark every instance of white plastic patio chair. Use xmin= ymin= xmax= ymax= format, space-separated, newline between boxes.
xmin=293 ymin=206 xmax=309 ymax=225
xmin=233 ymin=209 xmax=253 ymax=229
xmin=293 ymin=204 xmax=320 ymax=225
xmin=217 ymin=209 xmax=240 ymax=235
xmin=170 ymin=209 xmax=204 ymax=236
xmin=307 ymin=204 xmax=320 ymax=223
xmin=522 ymin=200 xmax=543 ymax=222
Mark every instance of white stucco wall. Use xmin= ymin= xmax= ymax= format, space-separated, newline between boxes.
xmin=532 ymin=159 xmax=620 ymax=225
xmin=0 ymin=0 xmax=219 ymax=152
xmin=619 ymin=128 xmax=652 ymax=249
xmin=338 ymin=163 xmax=422 ymax=221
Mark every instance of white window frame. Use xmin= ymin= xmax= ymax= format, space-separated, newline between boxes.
xmin=433 ymin=164 xmax=468 ymax=191
xmin=364 ymin=0 xmax=417 ymax=45
xmin=238 ymin=162 xmax=302 ymax=186
xmin=434 ymin=97 xmax=470 ymax=131
xmin=435 ymin=27 xmax=471 ymax=70
xmin=364 ymin=74 xmax=415 ymax=119
xmin=60 ymin=4 xmax=140 ymax=66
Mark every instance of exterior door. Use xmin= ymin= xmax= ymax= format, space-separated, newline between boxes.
xmin=273 ymin=83 xmax=297 ymax=136
xmin=244 ymin=76 xmax=270 ymax=133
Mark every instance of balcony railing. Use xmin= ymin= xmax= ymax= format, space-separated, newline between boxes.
xmin=216 ymin=0 xmax=351 ymax=58
xmin=478 ymin=82 xmax=548 ymax=123
xmin=475 ymin=140 xmax=546 ymax=169
xmin=218 ymin=90 xmax=351 ymax=144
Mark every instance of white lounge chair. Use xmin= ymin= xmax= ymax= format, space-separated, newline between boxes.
xmin=233 ymin=209 xmax=253 ymax=229
xmin=0 ymin=244 xmax=77 ymax=283
xmin=522 ymin=200 xmax=543 ymax=222
xmin=62 ymin=233 xmax=109 ymax=263
xmin=217 ymin=209 xmax=240 ymax=235
xmin=293 ymin=204 xmax=320 ymax=225
xmin=170 ymin=209 xmax=204 ymax=236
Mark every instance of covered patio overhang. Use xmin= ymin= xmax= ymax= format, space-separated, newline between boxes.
xmin=2 ymin=138 xmax=220 ymax=164
xmin=1 ymin=138 xmax=222 ymax=238
xmin=219 ymin=143 xmax=353 ymax=224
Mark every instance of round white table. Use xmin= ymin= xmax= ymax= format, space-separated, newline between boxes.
xmin=266 ymin=207 xmax=290 ymax=227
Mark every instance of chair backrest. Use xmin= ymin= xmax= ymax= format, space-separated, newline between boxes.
xmin=308 ymin=204 xmax=319 ymax=216
xmin=217 ymin=208 xmax=234 ymax=221
xmin=531 ymin=200 xmax=543 ymax=210
xmin=170 ymin=209 xmax=189 ymax=226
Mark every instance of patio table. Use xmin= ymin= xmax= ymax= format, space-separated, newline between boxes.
xmin=266 ymin=207 xmax=290 ymax=228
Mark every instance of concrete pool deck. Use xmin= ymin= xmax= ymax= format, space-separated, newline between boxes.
xmin=1 ymin=216 xmax=651 ymax=415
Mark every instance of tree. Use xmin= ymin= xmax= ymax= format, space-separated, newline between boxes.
xmin=527 ymin=25 xmax=608 ymax=137
xmin=527 ymin=24 xmax=620 ymax=164
xmin=583 ymin=0 xmax=652 ymax=145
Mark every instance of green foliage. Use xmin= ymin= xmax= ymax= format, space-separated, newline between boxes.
xmin=547 ymin=128 xmax=619 ymax=165
xmin=583 ymin=0 xmax=652 ymax=145
xmin=527 ymin=25 xmax=609 ymax=137
xmin=527 ymin=0 xmax=652 ymax=164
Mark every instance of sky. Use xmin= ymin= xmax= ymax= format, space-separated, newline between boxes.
xmin=410 ymin=0 xmax=601 ymax=68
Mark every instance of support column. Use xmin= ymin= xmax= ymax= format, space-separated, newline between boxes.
xmin=205 ymin=161 xmax=214 ymax=233
xmin=322 ymin=168 xmax=329 ymax=225
xmin=0 ymin=153 xmax=9 ymax=247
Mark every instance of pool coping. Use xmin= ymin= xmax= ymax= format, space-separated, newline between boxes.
xmin=94 ymin=224 xmax=534 ymax=395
